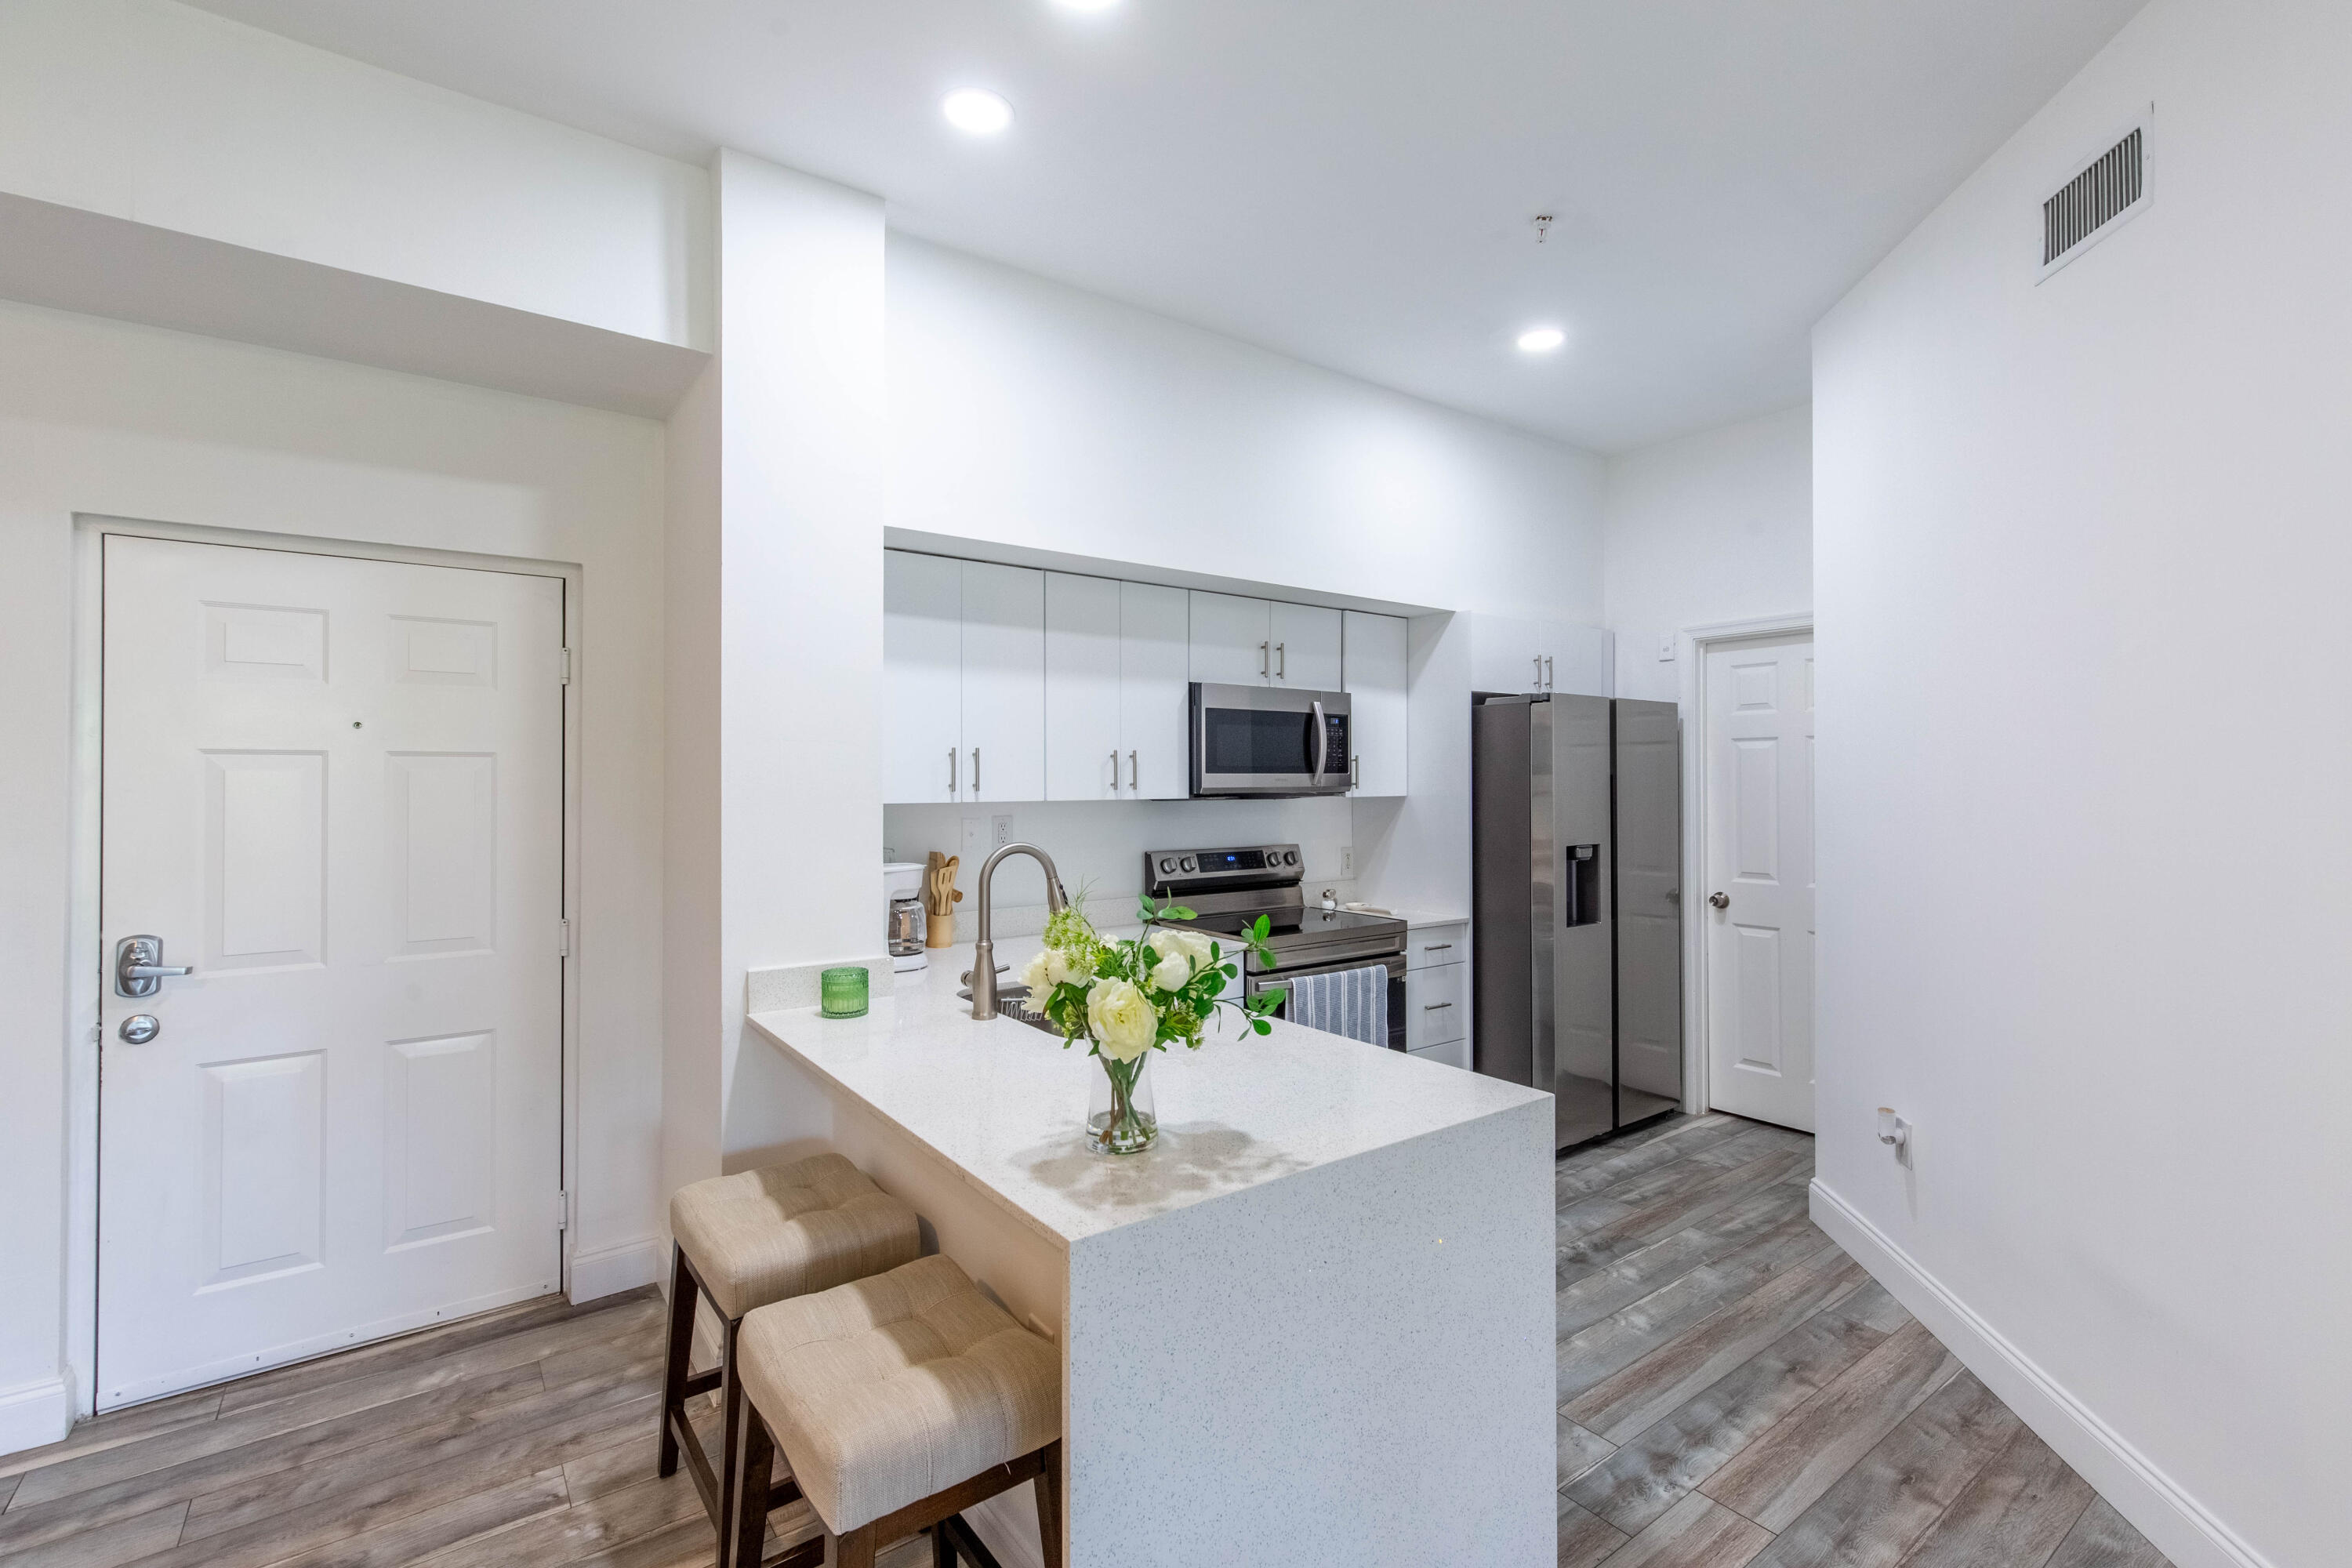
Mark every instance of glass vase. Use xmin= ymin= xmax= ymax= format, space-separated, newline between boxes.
xmin=1086 ymin=1051 xmax=1158 ymax=1155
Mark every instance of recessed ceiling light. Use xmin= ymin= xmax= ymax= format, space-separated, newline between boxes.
xmin=942 ymin=89 xmax=1014 ymax=136
xmin=1515 ymin=326 xmax=1566 ymax=354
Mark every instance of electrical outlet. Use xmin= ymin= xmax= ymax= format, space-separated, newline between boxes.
xmin=991 ymin=814 xmax=1013 ymax=850
xmin=1341 ymin=844 xmax=1354 ymax=877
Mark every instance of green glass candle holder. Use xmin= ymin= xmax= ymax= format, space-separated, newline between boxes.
xmin=819 ymin=966 xmax=869 ymax=1018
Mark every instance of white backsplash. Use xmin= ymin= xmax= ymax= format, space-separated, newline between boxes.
xmin=884 ymin=796 xmax=1357 ymax=941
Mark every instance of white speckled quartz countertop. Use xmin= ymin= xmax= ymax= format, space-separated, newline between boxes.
xmin=746 ymin=952 xmax=1542 ymax=1251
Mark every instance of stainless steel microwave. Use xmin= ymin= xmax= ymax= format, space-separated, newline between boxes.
xmin=1189 ymin=682 xmax=1352 ymax=797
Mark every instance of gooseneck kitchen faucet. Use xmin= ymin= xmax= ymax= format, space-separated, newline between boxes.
xmin=967 ymin=842 xmax=1069 ymax=1021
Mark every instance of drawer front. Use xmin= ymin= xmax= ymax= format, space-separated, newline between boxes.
xmin=1408 ymin=921 xmax=1468 ymax=971
xmin=1407 ymin=961 xmax=1465 ymax=1049
xmin=1407 ymin=1038 xmax=1468 ymax=1071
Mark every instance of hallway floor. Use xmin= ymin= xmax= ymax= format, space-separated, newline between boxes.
xmin=1552 ymin=1113 xmax=2172 ymax=1568
xmin=0 ymin=1112 xmax=2177 ymax=1568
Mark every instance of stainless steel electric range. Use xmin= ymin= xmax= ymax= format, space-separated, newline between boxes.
xmin=1142 ymin=843 xmax=1409 ymax=1051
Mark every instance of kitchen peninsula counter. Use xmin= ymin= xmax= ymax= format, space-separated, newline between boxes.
xmin=744 ymin=957 xmax=1554 ymax=1567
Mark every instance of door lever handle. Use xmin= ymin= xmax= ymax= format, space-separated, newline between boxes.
xmin=114 ymin=935 xmax=193 ymax=999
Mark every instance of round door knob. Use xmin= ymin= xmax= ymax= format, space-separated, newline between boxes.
xmin=1708 ymin=891 xmax=1730 ymax=909
xmin=118 ymin=1014 xmax=161 ymax=1044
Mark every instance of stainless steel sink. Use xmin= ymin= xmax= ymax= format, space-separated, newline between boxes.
xmin=956 ymin=982 xmax=1059 ymax=1036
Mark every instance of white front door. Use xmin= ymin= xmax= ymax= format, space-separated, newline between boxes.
xmin=1702 ymin=633 xmax=1816 ymax=1132
xmin=98 ymin=535 xmax=566 ymax=1409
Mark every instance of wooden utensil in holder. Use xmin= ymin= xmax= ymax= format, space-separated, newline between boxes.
xmin=923 ymin=851 xmax=962 ymax=948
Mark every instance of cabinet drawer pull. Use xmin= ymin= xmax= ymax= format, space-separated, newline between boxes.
xmin=1423 ymin=1002 xmax=1453 ymax=1011
xmin=1421 ymin=942 xmax=1453 ymax=952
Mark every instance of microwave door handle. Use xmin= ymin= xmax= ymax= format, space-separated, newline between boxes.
xmin=1311 ymin=699 xmax=1327 ymax=786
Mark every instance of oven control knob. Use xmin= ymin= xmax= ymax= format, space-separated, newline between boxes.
xmin=1180 ymin=856 xmax=1196 ymax=873
xmin=1157 ymin=857 xmax=1174 ymax=875
xmin=1283 ymin=850 xmax=1298 ymax=866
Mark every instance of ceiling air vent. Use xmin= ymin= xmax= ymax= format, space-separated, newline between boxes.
xmin=2038 ymin=116 xmax=2150 ymax=281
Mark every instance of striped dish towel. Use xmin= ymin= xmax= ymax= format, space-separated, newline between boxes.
xmin=1283 ymin=964 xmax=1390 ymax=1047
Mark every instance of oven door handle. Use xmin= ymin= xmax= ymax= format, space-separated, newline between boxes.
xmin=1311 ymin=699 xmax=1327 ymax=786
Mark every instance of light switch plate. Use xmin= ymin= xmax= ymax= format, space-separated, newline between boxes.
xmin=960 ymin=817 xmax=987 ymax=863
xmin=1658 ymin=637 xmax=1676 ymax=662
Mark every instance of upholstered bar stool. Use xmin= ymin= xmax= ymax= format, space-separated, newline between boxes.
xmin=661 ymin=1154 xmax=921 ymax=1560
xmin=725 ymin=1254 xmax=1065 ymax=1568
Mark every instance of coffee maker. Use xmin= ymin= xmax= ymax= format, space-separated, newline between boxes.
xmin=884 ymin=862 xmax=927 ymax=972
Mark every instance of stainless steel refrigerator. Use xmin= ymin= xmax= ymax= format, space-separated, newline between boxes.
xmin=1472 ymin=694 xmax=1683 ymax=1152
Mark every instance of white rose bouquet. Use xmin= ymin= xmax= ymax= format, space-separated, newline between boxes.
xmin=1019 ymin=894 xmax=1284 ymax=1153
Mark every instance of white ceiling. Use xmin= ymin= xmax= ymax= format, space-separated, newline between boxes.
xmin=185 ymin=0 xmax=2145 ymax=452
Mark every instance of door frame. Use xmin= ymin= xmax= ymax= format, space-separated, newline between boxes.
xmin=1674 ymin=612 xmax=1813 ymax=1120
xmin=65 ymin=514 xmax=585 ymax=1419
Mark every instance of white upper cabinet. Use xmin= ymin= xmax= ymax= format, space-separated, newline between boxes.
xmin=1120 ymin=582 xmax=1191 ymax=800
xmin=1343 ymin=611 xmax=1408 ymax=796
xmin=959 ymin=561 xmax=1047 ymax=803
xmin=1188 ymin=591 xmax=1272 ymax=685
xmin=1467 ymin=614 xmax=1614 ymax=697
xmin=1045 ymin=574 xmax=1123 ymax=800
xmin=884 ymin=551 xmax=963 ymax=803
xmin=1272 ymin=601 xmax=1343 ymax=689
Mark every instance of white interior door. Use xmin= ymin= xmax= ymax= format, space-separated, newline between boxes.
xmin=1119 ymin=582 xmax=1190 ymax=800
xmin=1045 ymin=572 xmax=1122 ymax=800
xmin=98 ymin=535 xmax=566 ymax=1408
xmin=1702 ymin=633 xmax=1816 ymax=1132
xmin=959 ymin=561 xmax=1045 ymax=803
xmin=884 ymin=550 xmax=963 ymax=803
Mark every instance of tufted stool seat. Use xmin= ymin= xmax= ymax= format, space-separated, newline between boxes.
xmin=727 ymin=1254 xmax=1065 ymax=1568
xmin=659 ymin=1154 xmax=920 ymax=1566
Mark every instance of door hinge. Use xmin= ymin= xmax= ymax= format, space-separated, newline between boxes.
xmin=556 ymin=1189 xmax=570 ymax=1233
xmin=559 ymin=647 xmax=573 ymax=685
xmin=558 ymin=919 xmax=571 ymax=958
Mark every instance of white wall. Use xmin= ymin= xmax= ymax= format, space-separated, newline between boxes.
xmin=1602 ymin=403 xmax=1813 ymax=702
xmin=1812 ymin=1 xmax=2352 ymax=1563
xmin=888 ymin=237 xmax=1605 ymax=625
xmin=0 ymin=302 xmax=667 ymax=1446
xmin=0 ymin=0 xmax=710 ymax=351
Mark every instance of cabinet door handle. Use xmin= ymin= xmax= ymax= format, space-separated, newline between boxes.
xmin=1534 ymin=654 xmax=1543 ymax=688
xmin=1544 ymin=654 xmax=1555 ymax=690
xmin=949 ymin=748 xmax=958 ymax=796
xmin=1276 ymin=641 xmax=1286 ymax=679
xmin=1110 ymin=750 xmax=1119 ymax=793
xmin=1129 ymin=750 xmax=1138 ymax=791
xmin=972 ymin=747 xmax=980 ymax=794
xmin=1351 ymin=753 xmax=1359 ymax=786
xmin=1260 ymin=640 xmax=1270 ymax=678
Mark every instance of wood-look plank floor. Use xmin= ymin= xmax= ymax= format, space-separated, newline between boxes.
xmin=1552 ymin=1113 xmax=2174 ymax=1568
xmin=0 ymin=1290 xmax=929 ymax=1568
xmin=0 ymin=1113 xmax=2177 ymax=1568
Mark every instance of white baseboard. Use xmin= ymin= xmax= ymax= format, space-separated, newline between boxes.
xmin=0 ymin=1377 xmax=73 ymax=1459
xmin=569 ymin=1235 xmax=666 ymax=1304
xmin=1807 ymin=1181 xmax=2273 ymax=1568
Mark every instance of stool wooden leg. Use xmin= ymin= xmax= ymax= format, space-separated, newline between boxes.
xmin=833 ymin=1524 xmax=877 ymax=1568
xmin=931 ymin=1522 xmax=956 ymax=1566
xmin=657 ymin=1244 xmax=695 ymax=1479
xmin=728 ymin=1388 xmax=775 ymax=1568
xmin=717 ymin=1312 xmax=745 ymax=1566
xmin=1033 ymin=1441 xmax=1064 ymax=1568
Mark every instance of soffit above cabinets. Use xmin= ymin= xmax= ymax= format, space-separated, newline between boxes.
xmin=881 ymin=528 xmax=1447 ymax=621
